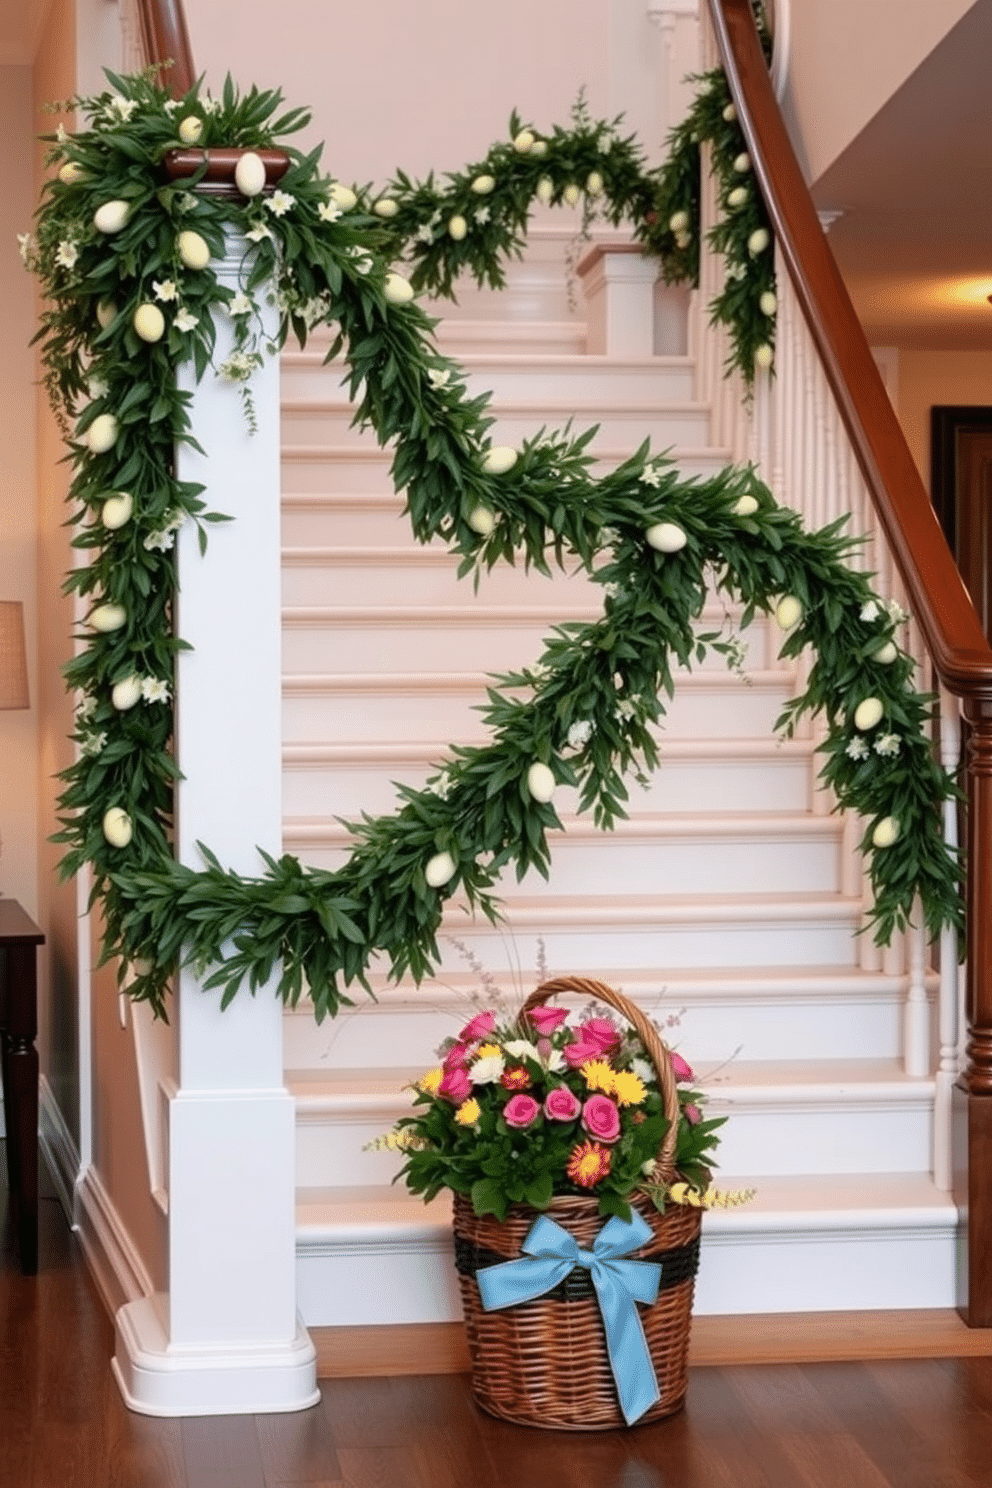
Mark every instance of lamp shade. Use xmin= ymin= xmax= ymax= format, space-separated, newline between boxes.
xmin=0 ymin=601 xmax=29 ymax=710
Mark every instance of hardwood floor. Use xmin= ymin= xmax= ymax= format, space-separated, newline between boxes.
xmin=7 ymin=1152 xmax=992 ymax=1487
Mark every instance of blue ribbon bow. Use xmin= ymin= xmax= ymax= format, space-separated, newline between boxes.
xmin=475 ymin=1211 xmax=663 ymax=1425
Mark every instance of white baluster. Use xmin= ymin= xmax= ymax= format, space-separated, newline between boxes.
xmin=903 ymin=909 xmax=929 ymax=1078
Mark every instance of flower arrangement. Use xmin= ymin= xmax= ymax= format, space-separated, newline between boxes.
xmin=384 ymin=992 xmax=726 ymax=1223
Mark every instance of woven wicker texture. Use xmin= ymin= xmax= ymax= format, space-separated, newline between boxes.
xmin=454 ymin=976 xmax=702 ymax=1431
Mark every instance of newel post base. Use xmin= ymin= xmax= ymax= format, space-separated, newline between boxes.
xmin=953 ymin=1081 xmax=992 ymax=1325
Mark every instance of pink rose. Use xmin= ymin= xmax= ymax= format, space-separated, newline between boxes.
xmin=684 ymin=1102 xmax=701 ymax=1126
xmin=439 ymin=1066 xmax=473 ymax=1104
xmin=443 ymin=1042 xmax=471 ymax=1072
xmin=563 ymin=1039 xmax=602 ymax=1070
xmin=527 ymin=1005 xmax=568 ymax=1035
xmin=582 ymin=1093 xmax=621 ymax=1144
xmin=582 ymin=1018 xmax=621 ymax=1057
xmin=459 ymin=1011 xmax=496 ymax=1042
xmin=671 ymin=1052 xmax=694 ymax=1082
xmin=544 ymin=1086 xmax=582 ymax=1122
xmin=503 ymin=1094 xmax=541 ymax=1129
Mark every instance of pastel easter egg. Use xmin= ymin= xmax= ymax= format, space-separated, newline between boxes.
xmin=177 ymin=115 xmax=203 ymax=144
xmin=424 ymin=850 xmax=456 ymax=888
xmin=775 ymin=595 xmax=803 ymax=629
xmin=873 ymin=641 xmax=898 ymax=665
xmin=112 ymin=675 xmax=143 ymax=711
xmin=748 ymin=228 xmax=770 ymax=255
xmin=468 ymin=506 xmax=495 ymax=536
xmin=513 ymin=129 xmax=535 ymax=153
xmin=733 ymin=494 xmax=759 ymax=516
xmin=526 ymin=762 xmax=556 ymax=803
xmin=383 ymin=272 xmax=414 ymax=304
xmin=669 ymin=210 xmax=690 ymax=233
xmin=373 ymin=197 xmax=399 ymax=217
xmin=133 ymin=303 xmax=165 ymax=342
xmin=102 ymin=807 xmax=133 ymax=848
xmin=89 ymin=603 xmax=126 ymax=632
xmin=872 ymin=817 xmax=899 ymax=848
xmin=93 ymin=199 xmax=130 ymax=234
xmin=448 ymin=215 xmax=467 ymax=240
xmin=329 ymin=183 xmax=357 ymax=210
xmin=87 ymin=414 xmax=119 ymax=453
xmin=722 ymin=103 xmax=737 ymax=122
xmin=101 ymin=492 xmax=134 ymax=529
xmin=759 ymin=291 xmax=777 ymax=315
xmin=536 ymin=177 xmax=554 ymax=205
xmin=563 ymin=184 xmax=581 ymax=207
xmin=177 ymin=230 xmax=210 ymax=269
xmin=755 ymin=344 xmax=774 ymax=369
xmin=586 ymin=171 xmax=603 ymax=195
xmin=854 ymin=697 xmax=884 ymax=730
xmin=234 ymin=152 xmax=266 ymax=197
xmin=96 ymin=300 xmax=118 ymax=328
xmin=482 ymin=446 xmax=517 ymax=475
xmin=530 ymin=140 xmax=547 ymax=157
xmin=58 ymin=161 xmax=86 ymax=184
xmin=646 ymin=521 xmax=688 ymax=553
xmin=471 ymin=174 xmax=495 ymax=195
xmin=727 ymin=186 xmax=748 ymax=208
xmin=733 ymin=152 xmax=752 ymax=173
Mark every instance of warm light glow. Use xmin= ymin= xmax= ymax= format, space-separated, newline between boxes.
xmin=931 ymin=277 xmax=992 ymax=310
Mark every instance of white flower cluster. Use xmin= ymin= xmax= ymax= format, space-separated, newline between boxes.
xmin=566 ymin=719 xmax=593 ymax=750
xmin=143 ymin=512 xmax=185 ymax=552
xmin=846 ymin=732 xmax=901 ymax=761
xmin=217 ymin=349 xmax=264 ymax=383
xmin=861 ymin=597 xmax=909 ymax=625
xmin=639 ymin=462 xmax=663 ymax=489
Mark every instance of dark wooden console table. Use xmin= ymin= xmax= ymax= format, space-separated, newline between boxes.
xmin=0 ymin=899 xmax=44 ymax=1273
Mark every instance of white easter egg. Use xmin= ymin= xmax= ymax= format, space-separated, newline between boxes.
xmin=96 ymin=300 xmax=118 ymax=329
xmin=854 ymin=697 xmax=884 ymax=730
xmin=94 ymin=199 xmax=130 ymax=234
xmin=58 ymin=162 xmax=86 ymax=185
xmin=101 ymin=492 xmax=134 ymax=529
xmin=133 ymin=303 xmax=165 ymax=342
xmin=733 ymin=152 xmax=752 ymax=173
xmin=873 ymin=641 xmax=898 ymax=665
xmin=424 ymin=850 xmax=456 ymax=888
xmin=727 ymin=186 xmax=748 ymax=208
xmin=471 ymin=174 xmax=495 ymax=195
xmin=373 ymin=197 xmax=399 ymax=217
xmin=329 ymin=183 xmax=357 ymax=210
xmin=513 ymin=129 xmax=535 ymax=152
xmin=527 ymin=762 xmax=556 ymax=803
xmin=530 ymin=140 xmax=547 ymax=157
xmin=748 ymin=228 xmax=770 ymax=255
xmin=112 ymin=675 xmax=143 ymax=711
xmin=775 ymin=595 xmax=803 ymax=629
xmin=448 ymin=215 xmax=467 ymax=240
xmin=646 ymin=521 xmax=688 ymax=553
xmin=87 ymin=414 xmax=119 ymax=453
xmin=755 ymin=344 xmax=774 ymax=369
xmin=89 ymin=603 xmax=126 ymax=632
xmin=759 ymin=291 xmax=777 ymax=315
xmin=482 ymin=446 xmax=517 ymax=475
xmin=178 ymin=115 xmax=203 ymax=144
xmin=468 ymin=506 xmax=495 ymax=536
xmin=383 ymin=272 xmax=414 ymax=304
xmin=563 ymin=184 xmax=581 ymax=207
xmin=586 ymin=171 xmax=603 ymax=195
xmin=872 ymin=816 xmax=900 ymax=849
xmin=177 ymin=229 xmax=210 ymax=269
xmin=669 ymin=210 xmax=689 ymax=233
xmin=733 ymin=494 xmax=759 ymax=516
xmin=536 ymin=177 xmax=554 ymax=205
xmin=234 ymin=152 xmax=266 ymax=197
xmin=102 ymin=807 xmax=133 ymax=848
xmin=722 ymin=103 xmax=737 ymax=122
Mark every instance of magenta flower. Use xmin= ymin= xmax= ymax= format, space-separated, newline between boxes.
xmin=563 ymin=1039 xmax=602 ymax=1070
xmin=459 ymin=1011 xmax=496 ymax=1042
xmin=527 ymin=1005 xmax=568 ymax=1035
xmin=671 ymin=1052 xmax=694 ymax=1082
xmin=684 ymin=1102 xmax=702 ymax=1125
xmin=582 ymin=1018 xmax=621 ymax=1057
xmin=439 ymin=1066 xmax=473 ymax=1104
xmin=582 ymin=1093 xmax=621 ymax=1144
xmin=503 ymin=1093 xmax=541 ymax=1129
xmin=544 ymin=1086 xmax=582 ymax=1122
xmin=443 ymin=1042 xmax=471 ymax=1072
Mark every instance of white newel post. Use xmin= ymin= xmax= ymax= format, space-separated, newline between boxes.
xmin=113 ymin=239 xmax=319 ymax=1417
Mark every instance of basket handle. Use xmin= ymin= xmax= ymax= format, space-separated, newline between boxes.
xmin=520 ymin=976 xmax=680 ymax=1181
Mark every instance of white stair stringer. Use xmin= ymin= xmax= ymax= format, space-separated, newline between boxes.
xmin=280 ymin=235 xmax=958 ymax=1334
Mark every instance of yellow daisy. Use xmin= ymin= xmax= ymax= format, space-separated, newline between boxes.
xmin=611 ymin=1070 xmax=646 ymax=1107
xmin=475 ymin=1043 xmax=502 ymax=1060
xmin=419 ymin=1066 xmax=443 ymax=1095
xmin=581 ymin=1059 xmax=616 ymax=1095
xmin=455 ymin=1098 xmax=481 ymax=1126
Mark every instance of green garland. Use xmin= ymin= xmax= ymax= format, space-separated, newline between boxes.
xmin=25 ymin=70 xmax=960 ymax=1024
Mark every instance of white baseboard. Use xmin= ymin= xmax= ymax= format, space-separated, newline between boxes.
xmin=74 ymin=1162 xmax=156 ymax=1319
xmin=38 ymin=1074 xmax=78 ymax=1224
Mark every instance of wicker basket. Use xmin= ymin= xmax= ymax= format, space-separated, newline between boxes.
xmin=453 ymin=975 xmax=702 ymax=1430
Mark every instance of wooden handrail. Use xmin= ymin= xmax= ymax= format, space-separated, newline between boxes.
xmin=137 ymin=0 xmax=196 ymax=96
xmin=708 ymin=0 xmax=992 ymax=701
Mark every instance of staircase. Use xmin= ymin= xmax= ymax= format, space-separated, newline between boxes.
xmin=278 ymin=226 xmax=957 ymax=1332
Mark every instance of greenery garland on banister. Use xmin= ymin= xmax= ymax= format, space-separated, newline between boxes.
xmin=24 ymin=69 xmax=960 ymax=1024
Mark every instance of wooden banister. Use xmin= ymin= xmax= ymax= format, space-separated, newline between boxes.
xmin=707 ymin=0 xmax=992 ymax=1326
xmin=137 ymin=0 xmax=196 ymax=96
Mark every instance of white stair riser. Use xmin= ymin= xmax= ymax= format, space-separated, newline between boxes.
xmin=435 ymin=320 xmax=587 ymax=355
xmin=281 ymin=357 xmax=696 ymax=407
xmin=282 ymin=749 xmax=814 ymax=819
xmin=287 ymin=823 xmax=844 ymax=899
xmin=297 ymin=1243 xmax=462 ymax=1327
xmin=282 ymin=676 xmax=799 ymax=744
xmin=281 ymin=403 xmax=712 ymax=451
xmin=283 ymin=986 xmax=908 ymax=1073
